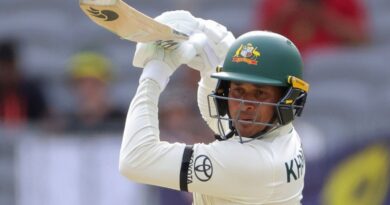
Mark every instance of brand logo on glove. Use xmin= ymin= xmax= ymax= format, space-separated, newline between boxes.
xmin=232 ymin=43 xmax=260 ymax=65
xmin=194 ymin=155 xmax=213 ymax=182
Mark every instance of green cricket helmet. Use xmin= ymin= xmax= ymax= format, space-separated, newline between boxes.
xmin=208 ymin=31 xmax=309 ymax=140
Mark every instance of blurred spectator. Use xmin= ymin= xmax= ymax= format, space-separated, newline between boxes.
xmin=0 ymin=40 xmax=48 ymax=126
xmin=159 ymin=80 xmax=214 ymax=144
xmin=64 ymin=51 xmax=123 ymax=133
xmin=159 ymin=86 xmax=198 ymax=144
xmin=255 ymin=0 xmax=369 ymax=54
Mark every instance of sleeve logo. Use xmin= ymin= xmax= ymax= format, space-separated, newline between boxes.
xmin=194 ymin=155 xmax=213 ymax=182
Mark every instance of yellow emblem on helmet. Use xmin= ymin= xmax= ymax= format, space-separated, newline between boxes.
xmin=232 ymin=43 xmax=260 ymax=65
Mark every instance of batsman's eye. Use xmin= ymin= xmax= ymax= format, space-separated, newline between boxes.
xmin=229 ymin=87 xmax=267 ymax=101
xmin=254 ymin=90 xmax=267 ymax=99
xmin=229 ymin=87 xmax=245 ymax=98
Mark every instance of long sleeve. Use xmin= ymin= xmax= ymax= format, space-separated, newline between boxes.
xmin=197 ymin=74 xmax=228 ymax=135
xmin=119 ymin=79 xmax=186 ymax=190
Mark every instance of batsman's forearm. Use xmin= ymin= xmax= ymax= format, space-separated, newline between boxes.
xmin=119 ymin=79 xmax=185 ymax=190
xmin=120 ymin=79 xmax=161 ymax=169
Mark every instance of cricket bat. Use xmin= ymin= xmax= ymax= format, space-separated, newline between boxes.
xmin=80 ymin=0 xmax=189 ymax=46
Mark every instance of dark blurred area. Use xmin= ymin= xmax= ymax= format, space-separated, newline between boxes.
xmin=0 ymin=0 xmax=389 ymax=205
xmin=0 ymin=40 xmax=48 ymax=126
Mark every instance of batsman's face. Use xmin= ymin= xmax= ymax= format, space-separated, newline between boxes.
xmin=228 ymin=82 xmax=282 ymax=137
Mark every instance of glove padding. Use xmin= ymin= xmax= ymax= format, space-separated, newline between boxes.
xmin=187 ymin=19 xmax=235 ymax=78
xmin=133 ymin=11 xmax=199 ymax=90
xmin=133 ymin=10 xmax=235 ymax=89
xmin=138 ymin=43 xmax=195 ymax=90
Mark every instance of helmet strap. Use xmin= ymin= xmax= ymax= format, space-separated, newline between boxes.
xmin=214 ymin=129 xmax=236 ymax=141
xmin=214 ymin=119 xmax=237 ymax=141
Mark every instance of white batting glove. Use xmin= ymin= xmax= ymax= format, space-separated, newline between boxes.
xmin=137 ymin=43 xmax=195 ymax=90
xmin=187 ymin=20 xmax=235 ymax=78
xmin=133 ymin=10 xmax=199 ymax=90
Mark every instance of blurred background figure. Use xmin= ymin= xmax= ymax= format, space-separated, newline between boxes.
xmin=255 ymin=0 xmax=369 ymax=55
xmin=64 ymin=51 xmax=123 ymax=133
xmin=0 ymin=39 xmax=48 ymax=127
xmin=159 ymin=88 xmax=198 ymax=144
xmin=159 ymin=71 xmax=214 ymax=145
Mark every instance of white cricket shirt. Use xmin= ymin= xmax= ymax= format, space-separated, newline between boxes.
xmin=120 ymin=79 xmax=305 ymax=205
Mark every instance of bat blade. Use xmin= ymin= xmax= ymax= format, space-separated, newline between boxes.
xmin=79 ymin=0 xmax=189 ymax=43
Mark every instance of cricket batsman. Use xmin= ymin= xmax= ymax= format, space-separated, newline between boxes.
xmin=119 ymin=10 xmax=309 ymax=205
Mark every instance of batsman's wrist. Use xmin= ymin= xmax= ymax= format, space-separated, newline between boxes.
xmin=140 ymin=60 xmax=172 ymax=90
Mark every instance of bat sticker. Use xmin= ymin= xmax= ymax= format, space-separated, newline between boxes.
xmin=87 ymin=7 xmax=119 ymax=21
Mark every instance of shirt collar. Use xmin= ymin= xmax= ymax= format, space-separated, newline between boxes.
xmin=231 ymin=123 xmax=294 ymax=142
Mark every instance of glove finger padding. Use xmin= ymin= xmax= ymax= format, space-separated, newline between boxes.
xmin=202 ymin=20 xmax=228 ymax=42
xmin=133 ymin=10 xmax=200 ymax=69
xmin=133 ymin=42 xmax=156 ymax=68
xmin=154 ymin=10 xmax=200 ymax=36
xmin=187 ymin=19 xmax=235 ymax=74
xmin=138 ymin=41 xmax=196 ymax=90
xmin=203 ymin=20 xmax=235 ymax=61
xmin=133 ymin=39 xmax=196 ymax=69
xmin=216 ymin=31 xmax=235 ymax=59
